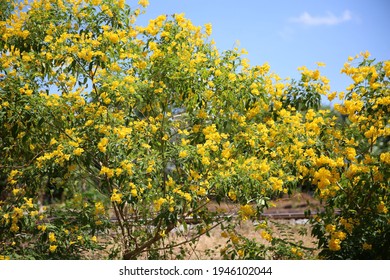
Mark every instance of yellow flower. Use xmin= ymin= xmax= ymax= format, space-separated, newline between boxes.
xmin=115 ymin=168 xmax=123 ymax=176
xmin=3 ymin=213 xmax=9 ymax=221
xmin=12 ymin=188 xmax=20 ymax=196
xmin=291 ymin=247 xmax=298 ymax=254
xmin=49 ymin=245 xmax=57 ymax=253
xmin=13 ymin=207 xmax=23 ymax=218
xmin=260 ymin=231 xmax=272 ymax=242
xmin=94 ymin=202 xmax=105 ymax=215
xmin=100 ymin=166 xmax=115 ymax=178
xmin=221 ymin=231 xmax=229 ymax=238
xmin=314 ymin=167 xmax=332 ymax=189
xmin=228 ymin=190 xmax=237 ymax=201
xmin=269 ymin=177 xmax=283 ymax=191
xmin=332 ymin=231 xmax=347 ymax=241
xmin=204 ymin=23 xmax=212 ymax=36
xmin=291 ymin=247 xmax=303 ymax=258
xmin=228 ymin=73 xmax=236 ymax=82
xmin=138 ymin=0 xmax=149 ymax=7
xmin=49 ymin=232 xmax=56 ymax=243
xmin=118 ymin=0 xmax=125 ymax=9
xmin=196 ymin=109 xmax=207 ymax=119
xmin=73 ymin=147 xmax=84 ymax=156
xmin=131 ymin=188 xmax=138 ymax=197
xmin=229 ymin=233 xmax=239 ymax=244
xmin=23 ymin=197 xmax=34 ymax=208
xmin=380 ymin=152 xmax=390 ymax=164
xmin=106 ymin=32 xmax=119 ymax=44
xmin=361 ymin=50 xmax=370 ymax=59
xmin=37 ymin=225 xmax=47 ymax=232
xmin=239 ymin=204 xmax=255 ymax=220
xmin=328 ymin=91 xmax=337 ymax=101
xmin=179 ymin=150 xmax=188 ymax=158
xmin=182 ymin=193 xmax=192 ymax=202
xmin=221 ymin=147 xmax=231 ymax=159
xmin=110 ymin=188 xmax=122 ymax=203
xmin=50 ymin=138 xmax=58 ymax=145
xmin=196 ymin=187 xmax=207 ymax=196
xmin=312 ymin=69 xmax=320 ymax=80
xmin=97 ymin=137 xmax=109 ymax=153
xmin=256 ymin=221 xmax=268 ymax=230
xmin=141 ymin=143 xmax=151 ymax=149
xmin=154 ymin=197 xmax=167 ymax=211
xmin=85 ymin=120 xmax=94 ymax=126
xmin=377 ymin=201 xmax=388 ymax=214
xmin=362 ymin=243 xmax=372 ymax=250
xmin=201 ymin=156 xmax=210 ymax=165
xmin=91 ymin=0 xmax=102 ymax=5
xmin=91 ymin=236 xmax=97 ymax=243
xmin=10 ymin=223 xmax=19 ymax=233
xmin=328 ymin=238 xmax=341 ymax=251
xmin=325 ymin=224 xmax=336 ymax=233
xmin=345 ymin=147 xmax=356 ymax=161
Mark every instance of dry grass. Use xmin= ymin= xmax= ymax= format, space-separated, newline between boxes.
xmin=90 ymin=191 xmax=321 ymax=259
xmin=163 ymin=218 xmax=318 ymax=260
xmin=160 ymin=192 xmax=321 ymax=260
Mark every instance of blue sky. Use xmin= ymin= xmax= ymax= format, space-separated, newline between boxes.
xmin=129 ymin=0 xmax=390 ymax=105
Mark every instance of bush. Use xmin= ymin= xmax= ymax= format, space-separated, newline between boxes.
xmin=0 ymin=0 xmax=388 ymax=259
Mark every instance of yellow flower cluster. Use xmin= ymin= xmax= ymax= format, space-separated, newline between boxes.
xmin=36 ymin=145 xmax=71 ymax=168
xmin=110 ymin=189 xmax=122 ymax=204
xmin=1 ymin=0 xmax=388 ymax=260
xmin=326 ymin=223 xmax=347 ymax=251
xmin=7 ymin=170 xmax=21 ymax=186
xmin=260 ymin=230 xmax=273 ymax=242
xmin=290 ymin=247 xmax=304 ymax=258
xmin=97 ymin=137 xmax=109 ymax=153
xmin=239 ymin=204 xmax=255 ymax=221
xmin=154 ymin=197 xmax=167 ymax=212
xmin=100 ymin=166 xmax=115 ymax=178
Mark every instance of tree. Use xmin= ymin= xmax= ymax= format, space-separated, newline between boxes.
xmin=1 ymin=1 xmax=388 ymax=260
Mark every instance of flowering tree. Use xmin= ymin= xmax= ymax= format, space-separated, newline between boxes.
xmin=310 ymin=55 xmax=390 ymax=259
xmin=0 ymin=0 xmax=389 ymax=260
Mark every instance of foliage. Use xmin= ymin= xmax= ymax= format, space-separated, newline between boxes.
xmin=0 ymin=0 xmax=389 ymax=259
xmin=219 ymin=220 xmax=316 ymax=260
xmin=311 ymin=55 xmax=390 ymax=259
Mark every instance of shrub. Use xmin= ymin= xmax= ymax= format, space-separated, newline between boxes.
xmin=0 ymin=0 xmax=388 ymax=259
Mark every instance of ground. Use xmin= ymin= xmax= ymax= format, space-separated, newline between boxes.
xmin=91 ymin=191 xmax=322 ymax=259
xmin=165 ymin=191 xmax=321 ymax=260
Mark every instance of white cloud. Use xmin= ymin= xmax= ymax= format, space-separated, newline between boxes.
xmin=290 ymin=10 xmax=352 ymax=26
xmin=278 ymin=26 xmax=295 ymax=41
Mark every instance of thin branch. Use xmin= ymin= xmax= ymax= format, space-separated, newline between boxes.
xmin=141 ymin=219 xmax=225 ymax=255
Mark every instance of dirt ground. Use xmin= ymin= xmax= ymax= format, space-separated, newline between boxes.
xmin=164 ymin=192 xmax=321 ymax=260
xmin=178 ymin=219 xmax=317 ymax=260
xmin=93 ymin=191 xmax=321 ymax=259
